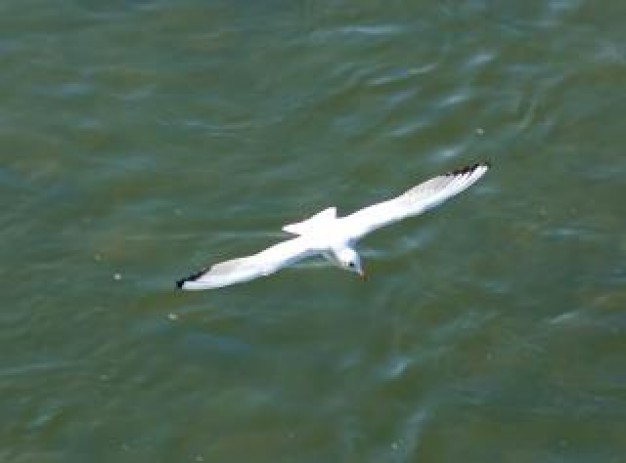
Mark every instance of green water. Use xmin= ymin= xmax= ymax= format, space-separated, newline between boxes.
xmin=2 ymin=1 xmax=625 ymax=462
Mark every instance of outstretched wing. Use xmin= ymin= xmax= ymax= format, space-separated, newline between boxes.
xmin=177 ymin=237 xmax=316 ymax=290
xmin=344 ymin=163 xmax=490 ymax=239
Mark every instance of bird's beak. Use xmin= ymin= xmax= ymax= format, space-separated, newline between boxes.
xmin=358 ymin=269 xmax=367 ymax=280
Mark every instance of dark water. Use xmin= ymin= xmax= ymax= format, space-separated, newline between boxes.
xmin=2 ymin=1 xmax=625 ymax=462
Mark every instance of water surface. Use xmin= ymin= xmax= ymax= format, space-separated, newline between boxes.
xmin=1 ymin=1 xmax=625 ymax=462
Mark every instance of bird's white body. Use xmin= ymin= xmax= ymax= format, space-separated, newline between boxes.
xmin=177 ymin=163 xmax=489 ymax=290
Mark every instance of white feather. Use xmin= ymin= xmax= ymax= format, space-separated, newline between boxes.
xmin=343 ymin=163 xmax=489 ymax=238
xmin=179 ymin=237 xmax=315 ymax=290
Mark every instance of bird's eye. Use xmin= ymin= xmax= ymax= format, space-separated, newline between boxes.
xmin=348 ymin=262 xmax=355 ymax=268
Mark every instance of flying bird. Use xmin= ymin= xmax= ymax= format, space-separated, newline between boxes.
xmin=177 ymin=162 xmax=489 ymax=290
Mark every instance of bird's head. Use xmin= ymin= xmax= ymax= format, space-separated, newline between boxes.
xmin=336 ymin=247 xmax=365 ymax=279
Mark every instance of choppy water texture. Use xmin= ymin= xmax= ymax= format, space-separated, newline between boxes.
xmin=2 ymin=1 xmax=625 ymax=462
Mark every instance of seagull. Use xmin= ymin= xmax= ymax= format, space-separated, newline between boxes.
xmin=177 ymin=162 xmax=489 ymax=290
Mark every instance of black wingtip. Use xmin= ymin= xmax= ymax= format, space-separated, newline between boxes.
xmin=176 ymin=267 xmax=207 ymax=290
xmin=447 ymin=162 xmax=491 ymax=176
